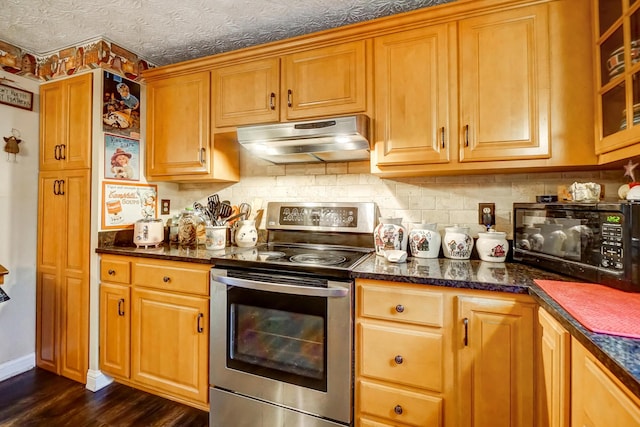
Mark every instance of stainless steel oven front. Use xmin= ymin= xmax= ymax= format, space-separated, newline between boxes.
xmin=209 ymin=267 xmax=353 ymax=427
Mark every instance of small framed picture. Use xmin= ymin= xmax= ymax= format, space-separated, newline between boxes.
xmin=104 ymin=134 xmax=140 ymax=181
xmin=102 ymin=182 xmax=157 ymax=230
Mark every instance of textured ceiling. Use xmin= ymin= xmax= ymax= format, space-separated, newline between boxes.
xmin=1 ymin=0 xmax=454 ymax=66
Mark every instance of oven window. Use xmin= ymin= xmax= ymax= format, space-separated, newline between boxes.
xmin=227 ymin=287 xmax=327 ymax=391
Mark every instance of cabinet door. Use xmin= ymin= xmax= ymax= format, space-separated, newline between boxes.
xmin=373 ymin=24 xmax=453 ymax=166
xmin=457 ymin=295 xmax=535 ymax=427
xmin=39 ymin=73 xmax=92 ymax=170
xmin=537 ymin=307 xmax=570 ymax=427
xmin=459 ymin=4 xmax=550 ymax=162
xmin=36 ymin=169 xmax=90 ymax=383
xmin=146 ymin=71 xmax=211 ymax=177
xmin=213 ymin=58 xmax=280 ymax=127
xmin=131 ymin=288 xmax=209 ymax=404
xmin=283 ymin=40 xmax=367 ymax=120
xmin=100 ymin=283 xmax=130 ymax=378
xmin=571 ymin=338 xmax=640 ymax=427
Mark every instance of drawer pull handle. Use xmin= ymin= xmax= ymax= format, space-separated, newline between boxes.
xmin=269 ymin=92 xmax=276 ymax=110
xmin=108 ymin=269 xmax=115 ymax=275
xmin=394 ymin=405 xmax=403 ymax=415
xmin=395 ymin=304 xmax=404 ymax=313
xmin=394 ymin=355 xmax=404 ymax=364
xmin=197 ymin=313 xmax=204 ymax=333
xmin=117 ymin=298 xmax=125 ymax=316
xmin=287 ymin=89 xmax=293 ymax=107
xmin=163 ymin=276 xmax=171 ymax=283
xmin=463 ymin=317 xmax=469 ymax=346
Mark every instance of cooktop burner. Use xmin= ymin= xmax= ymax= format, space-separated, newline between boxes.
xmin=290 ymin=253 xmax=348 ymax=266
xmin=257 ymin=251 xmax=286 ymax=260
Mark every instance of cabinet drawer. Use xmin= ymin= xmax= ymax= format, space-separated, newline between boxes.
xmin=359 ymin=282 xmax=444 ymax=327
xmin=358 ymin=322 xmax=443 ymax=392
xmin=100 ymin=257 xmax=131 ymax=284
xmin=358 ymin=379 xmax=443 ymax=427
xmin=132 ymin=259 xmax=210 ymax=296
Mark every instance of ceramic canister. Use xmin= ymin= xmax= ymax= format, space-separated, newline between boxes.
xmin=441 ymin=224 xmax=474 ymax=259
xmin=374 ymin=217 xmax=408 ymax=256
xmin=476 ymin=229 xmax=509 ymax=262
xmin=408 ymin=223 xmax=441 ymax=258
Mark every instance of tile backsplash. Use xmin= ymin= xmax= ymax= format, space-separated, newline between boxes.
xmin=161 ymin=151 xmax=626 ymax=239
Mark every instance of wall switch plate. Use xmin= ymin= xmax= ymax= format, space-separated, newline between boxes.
xmin=161 ymin=199 xmax=171 ymax=215
xmin=478 ymin=203 xmax=495 ymax=228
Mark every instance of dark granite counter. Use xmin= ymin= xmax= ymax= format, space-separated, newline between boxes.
xmin=95 ymin=234 xmax=640 ymax=400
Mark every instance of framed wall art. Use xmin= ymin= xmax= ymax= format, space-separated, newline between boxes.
xmin=0 ymin=81 xmax=33 ymax=111
xmin=104 ymin=134 xmax=140 ymax=181
xmin=102 ymin=71 xmax=141 ymax=139
xmin=102 ymin=181 xmax=157 ymax=230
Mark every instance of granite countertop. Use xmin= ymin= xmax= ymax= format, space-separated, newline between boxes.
xmin=96 ymin=235 xmax=640 ymax=400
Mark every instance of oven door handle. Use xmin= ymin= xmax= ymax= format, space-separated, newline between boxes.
xmin=212 ymin=275 xmax=349 ymax=298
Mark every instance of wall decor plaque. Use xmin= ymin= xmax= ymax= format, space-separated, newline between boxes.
xmin=0 ymin=82 xmax=33 ymax=111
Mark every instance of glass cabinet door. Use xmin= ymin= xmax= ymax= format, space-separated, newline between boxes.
xmin=596 ymin=0 xmax=640 ymax=156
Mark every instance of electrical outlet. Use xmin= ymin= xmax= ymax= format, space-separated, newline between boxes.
xmin=161 ymin=199 xmax=171 ymax=215
xmin=478 ymin=203 xmax=495 ymax=228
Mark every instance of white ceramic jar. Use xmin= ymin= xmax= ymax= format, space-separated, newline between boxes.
xmin=441 ymin=225 xmax=473 ymax=259
xmin=235 ymin=220 xmax=258 ymax=247
xmin=374 ymin=217 xmax=408 ymax=256
xmin=476 ymin=229 xmax=509 ymax=262
xmin=408 ymin=223 xmax=441 ymax=258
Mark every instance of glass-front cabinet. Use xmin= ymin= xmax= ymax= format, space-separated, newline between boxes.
xmin=595 ymin=0 xmax=640 ymax=161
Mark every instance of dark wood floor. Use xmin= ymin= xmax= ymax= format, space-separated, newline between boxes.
xmin=0 ymin=368 xmax=209 ymax=426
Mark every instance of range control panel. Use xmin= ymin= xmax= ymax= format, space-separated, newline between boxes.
xmin=279 ymin=206 xmax=357 ymax=227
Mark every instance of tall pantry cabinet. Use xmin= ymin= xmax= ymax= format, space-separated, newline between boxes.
xmin=36 ymin=72 xmax=92 ymax=383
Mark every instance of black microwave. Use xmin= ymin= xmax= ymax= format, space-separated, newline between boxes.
xmin=513 ymin=201 xmax=640 ymax=292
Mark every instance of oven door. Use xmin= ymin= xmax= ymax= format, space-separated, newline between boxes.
xmin=210 ymin=268 xmax=353 ymax=425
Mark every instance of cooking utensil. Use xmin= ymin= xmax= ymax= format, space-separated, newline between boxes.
xmin=193 ymin=202 xmax=213 ymax=224
xmin=218 ymin=202 xmax=233 ymax=219
xmin=207 ymin=194 xmax=219 ymax=215
xmin=239 ymin=203 xmax=251 ymax=220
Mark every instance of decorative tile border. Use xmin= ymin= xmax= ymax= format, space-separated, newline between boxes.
xmin=0 ymin=38 xmax=155 ymax=82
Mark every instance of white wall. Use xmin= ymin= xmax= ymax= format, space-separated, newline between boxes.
xmin=0 ymin=70 xmax=39 ymax=380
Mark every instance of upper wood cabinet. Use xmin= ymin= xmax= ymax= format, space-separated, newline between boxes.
xmin=39 ymin=73 xmax=92 ymax=171
xmin=593 ymin=0 xmax=640 ymax=164
xmin=145 ymin=71 xmax=239 ymax=182
xmin=458 ymin=5 xmax=550 ymax=162
xmin=373 ymin=24 xmax=454 ymax=166
xmin=372 ymin=0 xmax=596 ymax=177
xmin=212 ymin=40 xmax=368 ymax=128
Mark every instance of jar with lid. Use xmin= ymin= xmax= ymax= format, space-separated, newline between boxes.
xmin=408 ymin=223 xmax=441 ymax=258
xmin=235 ymin=220 xmax=258 ymax=247
xmin=476 ymin=229 xmax=509 ymax=262
xmin=178 ymin=208 xmax=204 ymax=249
xmin=374 ymin=217 xmax=407 ymax=256
xmin=441 ymin=224 xmax=473 ymax=259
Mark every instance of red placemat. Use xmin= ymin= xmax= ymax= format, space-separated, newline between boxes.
xmin=535 ymin=280 xmax=640 ymax=339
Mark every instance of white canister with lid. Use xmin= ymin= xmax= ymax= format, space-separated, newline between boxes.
xmin=408 ymin=223 xmax=441 ymax=258
xmin=441 ymin=224 xmax=473 ymax=259
xmin=374 ymin=217 xmax=408 ymax=256
xmin=476 ymin=229 xmax=509 ymax=262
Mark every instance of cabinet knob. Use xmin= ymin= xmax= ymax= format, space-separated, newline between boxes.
xmin=108 ymin=269 xmax=115 ymax=275
xmin=394 ymin=355 xmax=403 ymax=364
xmin=163 ymin=276 xmax=171 ymax=283
xmin=394 ymin=405 xmax=403 ymax=415
xmin=395 ymin=304 xmax=404 ymax=313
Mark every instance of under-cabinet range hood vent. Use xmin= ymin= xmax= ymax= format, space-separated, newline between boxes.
xmin=236 ymin=115 xmax=370 ymax=164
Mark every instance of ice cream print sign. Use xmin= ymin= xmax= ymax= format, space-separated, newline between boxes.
xmin=104 ymin=134 xmax=139 ymax=180
xmin=102 ymin=182 xmax=157 ymax=229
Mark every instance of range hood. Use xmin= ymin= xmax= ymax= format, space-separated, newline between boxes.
xmin=236 ymin=115 xmax=370 ymax=164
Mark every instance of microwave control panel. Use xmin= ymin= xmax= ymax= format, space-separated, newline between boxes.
xmin=600 ymin=221 xmax=624 ymax=270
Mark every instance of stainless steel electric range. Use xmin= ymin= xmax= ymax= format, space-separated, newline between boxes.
xmin=209 ymin=201 xmax=378 ymax=427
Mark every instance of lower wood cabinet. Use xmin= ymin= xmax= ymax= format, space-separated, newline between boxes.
xmin=99 ymin=255 xmax=210 ymax=410
xmin=571 ymin=338 xmax=640 ymax=427
xmin=355 ymin=279 xmax=537 ymax=427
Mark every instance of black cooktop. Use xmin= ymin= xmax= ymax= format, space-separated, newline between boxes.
xmin=212 ymin=242 xmax=373 ymax=277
